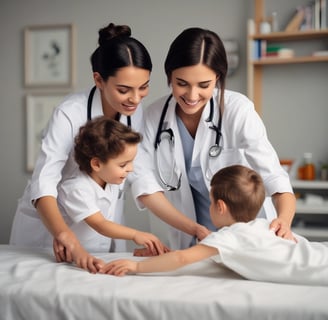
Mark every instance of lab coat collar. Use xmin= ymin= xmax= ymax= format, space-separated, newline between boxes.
xmin=91 ymin=87 xmax=105 ymax=118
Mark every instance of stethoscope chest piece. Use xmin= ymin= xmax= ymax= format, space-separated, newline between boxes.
xmin=209 ymin=144 xmax=222 ymax=158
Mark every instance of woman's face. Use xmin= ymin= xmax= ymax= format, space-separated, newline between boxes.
xmin=170 ymin=64 xmax=217 ymax=116
xmin=94 ymin=66 xmax=150 ymax=118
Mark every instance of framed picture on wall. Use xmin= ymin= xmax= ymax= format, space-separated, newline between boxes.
xmin=25 ymin=93 xmax=67 ymax=172
xmin=24 ymin=24 xmax=75 ymax=88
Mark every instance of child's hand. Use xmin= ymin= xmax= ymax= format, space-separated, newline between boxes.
xmin=132 ymin=231 xmax=169 ymax=255
xmin=98 ymin=259 xmax=137 ymax=276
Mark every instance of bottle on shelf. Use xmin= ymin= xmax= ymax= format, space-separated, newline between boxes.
xmin=298 ymin=152 xmax=316 ymax=180
xmin=271 ymin=11 xmax=279 ymax=32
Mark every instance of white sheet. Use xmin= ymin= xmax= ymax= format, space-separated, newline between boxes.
xmin=1 ymin=245 xmax=328 ymax=320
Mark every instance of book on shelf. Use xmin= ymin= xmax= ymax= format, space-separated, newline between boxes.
xmin=309 ymin=0 xmax=327 ymax=29
xmin=252 ymin=41 xmax=295 ymax=60
xmin=312 ymin=50 xmax=328 ymax=56
xmin=284 ymin=0 xmax=327 ymax=32
xmin=320 ymin=0 xmax=327 ymax=29
xmin=285 ymin=6 xmax=306 ymax=32
xmin=252 ymin=39 xmax=267 ymax=59
xmin=301 ymin=2 xmax=314 ymax=30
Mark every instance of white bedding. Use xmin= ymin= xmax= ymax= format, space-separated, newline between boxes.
xmin=0 ymin=245 xmax=328 ymax=320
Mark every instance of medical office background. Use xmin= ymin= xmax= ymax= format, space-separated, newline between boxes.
xmin=0 ymin=0 xmax=327 ymax=245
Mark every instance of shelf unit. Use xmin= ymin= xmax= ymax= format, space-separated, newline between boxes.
xmin=248 ymin=0 xmax=328 ymax=240
xmin=247 ymin=0 xmax=328 ymax=114
xmin=291 ymin=180 xmax=328 ymax=240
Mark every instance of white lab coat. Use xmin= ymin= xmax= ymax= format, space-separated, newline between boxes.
xmin=10 ymin=87 xmax=144 ymax=252
xmin=131 ymin=89 xmax=293 ymax=250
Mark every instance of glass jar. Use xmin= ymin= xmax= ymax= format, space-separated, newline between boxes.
xmin=302 ymin=152 xmax=315 ymax=180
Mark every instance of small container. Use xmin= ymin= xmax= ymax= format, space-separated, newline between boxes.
xmin=320 ymin=165 xmax=328 ymax=181
xmin=271 ymin=12 xmax=279 ymax=32
xmin=260 ymin=21 xmax=271 ymax=34
xmin=302 ymin=153 xmax=316 ymax=180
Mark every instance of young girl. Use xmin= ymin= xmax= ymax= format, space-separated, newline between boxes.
xmin=101 ymin=165 xmax=328 ymax=286
xmin=10 ymin=22 xmax=153 ymax=272
xmin=55 ymin=116 xmax=167 ymax=255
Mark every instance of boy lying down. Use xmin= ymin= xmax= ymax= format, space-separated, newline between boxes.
xmin=98 ymin=165 xmax=328 ymax=286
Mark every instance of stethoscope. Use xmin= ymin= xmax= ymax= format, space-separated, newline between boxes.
xmin=87 ymin=86 xmax=131 ymax=126
xmin=154 ymin=94 xmax=223 ymax=191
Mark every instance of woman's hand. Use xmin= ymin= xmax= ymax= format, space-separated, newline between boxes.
xmin=53 ymin=231 xmax=103 ymax=273
xmin=271 ymin=192 xmax=296 ymax=241
xmin=194 ymin=223 xmax=211 ymax=241
xmin=269 ymin=218 xmax=297 ymax=242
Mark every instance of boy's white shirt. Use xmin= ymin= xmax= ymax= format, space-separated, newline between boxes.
xmin=200 ymin=218 xmax=328 ymax=285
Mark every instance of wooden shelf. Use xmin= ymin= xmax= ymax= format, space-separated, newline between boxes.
xmin=296 ymin=202 xmax=328 ymax=214
xmin=292 ymin=227 xmax=328 ymax=240
xmin=249 ymin=1 xmax=328 ymax=242
xmin=250 ymin=29 xmax=328 ymax=41
xmin=247 ymin=0 xmax=328 ymax=114
xmin=253 ymin=55 xmax=328 ymax=65
xmin=292 ymin=180 xmax=328 ymax=189
xmin=293 ymin=181 xmax=328 ymax=215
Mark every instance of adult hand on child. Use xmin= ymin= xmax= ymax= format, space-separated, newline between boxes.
xmin=269 ymin=218 xmax=297 ymax=242
xmin=53 ymin=231 xmax=103 ymax=273
xmin=194 ymin=223 xmax=211 ymax=241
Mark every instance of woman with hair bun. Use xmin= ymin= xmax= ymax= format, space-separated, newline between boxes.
xmin=10 ymin=22 xmax=154 ymax=272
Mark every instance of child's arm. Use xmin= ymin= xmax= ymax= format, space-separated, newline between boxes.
xmin=85 ymin=212 xmax=169 ymax=255
xmin=98 ymin=244 xmax=218 ymax=276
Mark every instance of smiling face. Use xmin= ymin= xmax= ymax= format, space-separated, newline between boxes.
xmin=171 ymin=64 xmax=217 ymax=116
xmin=94 ymin=66 xmax=150 ymax=119
xmin=90 ymin=143 xmax=138 ymax=188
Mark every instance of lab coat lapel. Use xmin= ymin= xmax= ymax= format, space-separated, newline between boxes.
xmin=164 ymin=97 xmax=185 ymax=172
xmin=198 ymin=97 xmax=220 ymax=188
xmin=193 ymin=100 xmax=213 ymax=164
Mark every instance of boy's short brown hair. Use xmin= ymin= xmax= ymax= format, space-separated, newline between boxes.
xmin=210 ymin=165 xmax=265 ymax=222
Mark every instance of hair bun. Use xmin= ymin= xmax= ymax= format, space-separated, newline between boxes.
xmin=98 ymin=22 xmax=131 ymax=47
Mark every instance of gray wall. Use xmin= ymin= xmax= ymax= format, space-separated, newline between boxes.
xmin=0 ymin=0 xmax=327 ymax=245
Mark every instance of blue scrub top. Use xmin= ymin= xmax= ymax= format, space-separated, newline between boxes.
xmin=177 ymin=117 xmax=216 ymax=231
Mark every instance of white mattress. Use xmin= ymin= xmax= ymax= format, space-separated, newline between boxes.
xmin=0 ymin=244 xmax=327 ymax=320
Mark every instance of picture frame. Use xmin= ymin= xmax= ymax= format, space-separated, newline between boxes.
xmin=26 ymin=93 xmax=67 ymax=172
xmin=24 ymin=24 xmax=75 ymax=88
